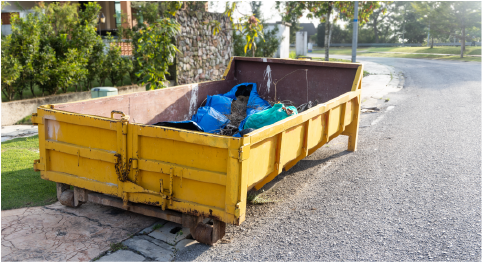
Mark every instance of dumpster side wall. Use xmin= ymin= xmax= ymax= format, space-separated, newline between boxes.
xmin=233 ymin=59 xmax=358 ymax=106
xmin=53 ymin=80 xmax=237 ymax=125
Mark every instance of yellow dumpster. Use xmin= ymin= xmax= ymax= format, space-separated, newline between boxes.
xmin=33 ymin=57 xmax=363 ymax=245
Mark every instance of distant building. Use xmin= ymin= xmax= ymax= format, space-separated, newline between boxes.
xmin=298 ymin=23 xmax=316 ymax=42
xmin=264 ymin=22 xmax=291 ymax=58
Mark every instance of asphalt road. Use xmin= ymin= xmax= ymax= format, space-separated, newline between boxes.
xmin=176 ymin=57 xmax=481 ymax=261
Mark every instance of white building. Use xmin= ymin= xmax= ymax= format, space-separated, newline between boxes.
xmin=264 ymin=22 xmax=291 ymax=59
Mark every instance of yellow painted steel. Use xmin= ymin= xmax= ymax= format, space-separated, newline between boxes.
xmin=33 ymin=61 xmax=363 ymax=226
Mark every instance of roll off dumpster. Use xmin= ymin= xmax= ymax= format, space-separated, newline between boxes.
xmin=32 ymin=57 xmax=363 ymax=245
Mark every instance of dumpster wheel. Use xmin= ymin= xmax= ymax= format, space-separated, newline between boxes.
xmin=57 ymin=183 xmax=82 ymax=208
xmin=191 ymin=220 xmax=226 ymax=246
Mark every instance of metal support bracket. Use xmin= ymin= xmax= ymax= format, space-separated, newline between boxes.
xmin=33 ymin=159 xmax=45 ymax=171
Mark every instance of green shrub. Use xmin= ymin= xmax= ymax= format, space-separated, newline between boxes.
xmin=289 ymin=51 xmax=296 ymax=59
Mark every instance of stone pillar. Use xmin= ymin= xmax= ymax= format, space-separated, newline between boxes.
xmin=296 ymin=31 xmax=307 ymax=57
xmin=278 ymin=22 xmax=290 ymax=58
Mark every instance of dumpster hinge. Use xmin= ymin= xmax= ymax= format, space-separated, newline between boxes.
xmin=238 ymin=146 xmax=250 ymax=162
xmin=33 ymin=159 xmax=44 ymax=171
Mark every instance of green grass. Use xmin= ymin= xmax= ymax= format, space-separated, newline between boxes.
xmin=109 ymin=242 xmax=128 ymax=252
xmin=354 ymin=52 xmax=481 ymax=62
xmin=247 ymin=191 xmax=276 ymax=205
xmin=2 ymin=74 xmax=133 ymax=102
xmin=311 ymin=57 xmax=352 ymax=63
xmin=311 ymin=46 xmax=481 ymax=62
xmin=15 ymin=115 xmax=33 ymax=125
xmin=1 ymin=135 xmax=57 ymax=210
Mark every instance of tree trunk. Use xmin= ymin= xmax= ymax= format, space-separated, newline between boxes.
xmin=324 ymin=4 xmax=332 ymax=61
xmin=9 ymin=90 xmax=15 ymax=101
xmin=431 ymin=36 xmax=434 ymax=48
xmin=252 ymin=44 xmax=255 ymax=57
xmin=328 ymin=22 xmax=333 ymax=49
xmin=373 ymin=16 xmax=379 ymax=43
xmin=2 ymin=88 xmax=11 ymax=101
xmin=30 ymin=81 xmax=36 ymax=98
xmin=461 ymin=26 xmax=465 ymax=58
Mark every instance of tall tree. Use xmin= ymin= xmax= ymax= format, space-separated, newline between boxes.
xmin=446 ymin=1 xmax=481 ymax=57
xmin=412 ymin=2 xmax=449 ymax=48
xmin=413 ymin=1 xmax=480 ymax=55
xmin=276 ymin=1 xmax=382 ymax=61
xmin=366 ymin=2 xmax=392 ymax=43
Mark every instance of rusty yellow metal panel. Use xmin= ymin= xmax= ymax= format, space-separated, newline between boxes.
xmin=307 ymin=115 xmax=325 ymax=149
xmin=279 ymin=124 xmax=305 ymax=168
xmin=34 ymin=60 xmax=364 ymax=228
xmin=247 ymin=136 xmax=277 ymax=187
xmin=327 ymin=105 xmax=341 ymax=137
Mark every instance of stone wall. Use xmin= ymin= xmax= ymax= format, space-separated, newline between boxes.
xmin=175 ymin=11 xmax=233 ymax=85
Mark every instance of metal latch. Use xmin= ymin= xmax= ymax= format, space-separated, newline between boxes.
xmin=31 ymin=113 xmax=42 ymax=126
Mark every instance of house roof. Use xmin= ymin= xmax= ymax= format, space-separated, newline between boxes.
xmin=298 ymin=23 xmax=316 ymax=36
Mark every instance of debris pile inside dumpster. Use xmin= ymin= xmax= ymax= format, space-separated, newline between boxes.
xmin=154 ymin=82 xmax=320 ymax=137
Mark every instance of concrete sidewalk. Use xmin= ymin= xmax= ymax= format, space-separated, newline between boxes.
xmin=309 ymin=53 xmax=404 ymax=108
xmin=1 ymin=125 xmax=38 ymax=142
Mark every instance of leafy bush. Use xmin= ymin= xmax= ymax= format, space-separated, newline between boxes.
xmin=121 ymin=1 xmax=181 ymax=89
xmin=289 ymin=51 xmax=297 ymax=59
xmin=1 ymin=2 xmax=128 ymax=100
xmin=234 ymin=22 xmax=281 ymax=58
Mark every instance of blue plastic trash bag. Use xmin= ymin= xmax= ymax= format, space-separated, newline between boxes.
xmin=205 ymin=95 xmax=233 ymax=115
xmin=223 ymin=83 xmax=271 ymax=116
xmin=244 ymin=103 xmax=298 ymax=130
xmin=191 ymin=106 xmax=230 ymax=133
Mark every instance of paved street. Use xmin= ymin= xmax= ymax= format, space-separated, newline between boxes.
xmin=176 ymin=57 xmax=481 ymax=261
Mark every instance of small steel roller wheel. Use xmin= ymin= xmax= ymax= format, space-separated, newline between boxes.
xmin=57 ymin=183 xmax=82 ymax=208
xmin=191 ymin=220 xmax=226 ymax=246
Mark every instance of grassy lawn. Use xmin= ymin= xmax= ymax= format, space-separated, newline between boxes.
xmin=311 ymin=57 xmax=352 ymax=63
xmin=2 ymin=74 xmax=133 ymax=102
xmin=310 ymin=46 xmax=481 ymax=62
xmin=1 ymin=135 xmax=57 ymax=210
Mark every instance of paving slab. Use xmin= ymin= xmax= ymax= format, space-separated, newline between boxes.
xmin=98 ymin=250 xmax=146 ymax=261
xmin=135 ymin=235 xmax=176 ymax=252
xmin=1 ymin=202 xmax=157 ymax=261
xmin=123 ymin=236 xmax=174 ymax=261
xmin=138 ymin=220 xmax=169 ymax=235
xmin=148 ymin=222 xmax=191 ymax=245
